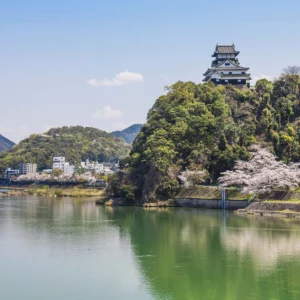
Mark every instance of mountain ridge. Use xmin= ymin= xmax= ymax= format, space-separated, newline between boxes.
xmin=112 ymin=124 xmax=143 ymax=144
xmin=0 ymin=134 xmax=15 ymax=153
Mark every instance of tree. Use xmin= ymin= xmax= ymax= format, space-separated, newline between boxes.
xmin=218 ymin=146 xmax=300 ymax=195
xmin=52 ymin=168 xmax=64 ymax=177
xmin=178 ymin=169 xmax=208 ymax=188
xmin=282 ymin=66 xmax=300 ymax=76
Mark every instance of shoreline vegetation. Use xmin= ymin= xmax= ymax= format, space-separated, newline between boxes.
xmin=0 ymin=185 xmax=106 ymax=198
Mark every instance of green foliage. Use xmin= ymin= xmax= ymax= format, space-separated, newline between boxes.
xmin=120 ymin=185 xmax=135 ymax=202
xmin=123 ymin=74 xmax=300 ymax=201
xmin=54 ymin=189 xmax=63 ymax=197
xmin=53 ymin=168 xmax=64 ymax=177
xmin=0 ymin=126 xmax=131 ymax=173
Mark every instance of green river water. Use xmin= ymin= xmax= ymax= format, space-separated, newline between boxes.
xmin=1 ymin=196 xmax=300 ymax=300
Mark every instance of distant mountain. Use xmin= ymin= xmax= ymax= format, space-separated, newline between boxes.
xmin=0 ymin=134 xmax=15 ymax=152
xmin=112 ymin=124 xmax=143 ymax=144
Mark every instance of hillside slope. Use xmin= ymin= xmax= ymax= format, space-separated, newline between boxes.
xmin=0 ymin=134 xmax=15 ymax=152
xmin=112 ymin=124 xmax=143 ymax=144
xmin=118 ymin=75 xmax=300 ymax=201
xmin=0 ymin=126 xmax=131 ymax=172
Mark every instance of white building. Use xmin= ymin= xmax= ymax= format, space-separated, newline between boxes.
xmin=81 ymin=159 xmax=114 ymax=175
xmin=81 ymin=159 xmax=104 ymax=174
xmin=52 ymin=157 xmax=66 ymax=170
xmin=64 ymin=164 xmax=75 ymax=176
xmin=52 ymin=157 xmax=74 ymax=176
xmin=5 ymin=168 xmax=20 ymax=179
xmin=19 ymin=163 xmax=37 ymax=175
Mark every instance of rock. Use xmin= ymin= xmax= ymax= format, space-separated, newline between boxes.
xmin=143 ymin=199 xmax=178 ymax=207
xmin=105 ymin=198 xmax=125 ymax=206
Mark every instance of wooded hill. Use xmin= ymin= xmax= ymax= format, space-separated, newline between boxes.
xmin=0 ymin=126 xmax=131 ymax=172
xmin=116 ymin=73 xmax=300 ymax=202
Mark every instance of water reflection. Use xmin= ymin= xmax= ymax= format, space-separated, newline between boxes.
xmin=1 ymin=197 xmax=300 ymax=300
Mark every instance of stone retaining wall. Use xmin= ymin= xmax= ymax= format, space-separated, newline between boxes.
xmin=175 ymin=198 xmax=249 ymax=210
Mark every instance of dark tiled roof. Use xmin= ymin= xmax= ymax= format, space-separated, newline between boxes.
xmin=215 ymin=45 xmax=238 ymax=54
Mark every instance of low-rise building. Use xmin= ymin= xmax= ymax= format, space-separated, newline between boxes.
xmin=5 ymin=168 xmax=20 ymax=179
xmin=52 ymin=157 xmax=66 ymax=170
xmin=81 ymin=159 xmax=104 ymax=174
xmin=42 ymin=169 xmax=53 ymax=174
xmin=52 ymin=157 xmax=75 ymax=176
xmin=19 ymin=163 xmax=37 ymax=175
xmin=81 ymin=159 xmax=115 ymax=175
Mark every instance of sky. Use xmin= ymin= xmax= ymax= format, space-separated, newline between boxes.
xmin=1 ymin=0 xmax=300 ymax=143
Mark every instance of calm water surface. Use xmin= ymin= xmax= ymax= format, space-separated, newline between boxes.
xmin=1 ymin=196 xmax=300 ymax=300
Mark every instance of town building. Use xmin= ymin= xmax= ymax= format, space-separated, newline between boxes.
xmin=203 ymin=44 xmax=251 ymax=87
xmin=81 ymin=159 xmax=114 ymax=175
xmin=5 ymin=168 xmax=20 ymax=179
xmin=81 ymin=159 xmax=104 ymax=174
xmin=52 ymin=157 xmax=66 ymax=170
xmin=19 ymin=163 xmax=37 ymax=175
xmin=52 ymin=157 xmax=75 ymax=176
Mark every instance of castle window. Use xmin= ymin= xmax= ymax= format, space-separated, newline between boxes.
xmin=225 ymin=63 xmax=230 ymax=66
xmin=229 ymin=72 xmax=232 ymax=74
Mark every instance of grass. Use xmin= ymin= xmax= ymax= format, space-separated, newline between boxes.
xmin=265 ymin=199 xmax=300 ymax=204
xmin=176 ymin=186 xmax=251 ymax=201
xmin=28 ymin=186 xmax=107 ymax=198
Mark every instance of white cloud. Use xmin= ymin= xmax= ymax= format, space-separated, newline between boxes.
xmin=115 ymin=71 xmax=144 ymax=82
xmin=92 ymin=106 xmax=123 ymax=120
xmin=87 ymin=70 xmax=144 ymax=87
xmin=252 ymin=74 xmax=275 ymax=84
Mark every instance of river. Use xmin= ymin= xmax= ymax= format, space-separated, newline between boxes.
xmin=1 ymin=196 xmax=300 ymax=300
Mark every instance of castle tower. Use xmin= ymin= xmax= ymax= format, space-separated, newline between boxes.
xmin=203 ymin=44 xmax=251 ymax=87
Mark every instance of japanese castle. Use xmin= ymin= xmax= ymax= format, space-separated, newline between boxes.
xmin=203 ymin=44 xmax=251 ymax=88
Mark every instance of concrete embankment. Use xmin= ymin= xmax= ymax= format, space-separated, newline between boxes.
xmin=236 ymin=202 xmax=300 ymax=218
xmin=175 ymin=198 xmax=249 ymax=210
xmin=174 ymin=186 xmax=250 ymax=210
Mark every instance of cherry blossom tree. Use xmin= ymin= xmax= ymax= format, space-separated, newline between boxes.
xmin=16 ymin=171 xmax=97 ymax=183
xmin=178 ymin=169 xmax=208 ymax=188
xmin=218 ymin=146 xmax=300 ymax=195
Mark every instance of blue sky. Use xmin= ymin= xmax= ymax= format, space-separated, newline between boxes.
xmin=1 ymin=0 xmax=300 ymax=142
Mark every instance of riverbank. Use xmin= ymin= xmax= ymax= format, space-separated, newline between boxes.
xmin=0 ymin=185 xmax=106 ymax=198
xmin=236 ymin=201 xmax=300 ymax=218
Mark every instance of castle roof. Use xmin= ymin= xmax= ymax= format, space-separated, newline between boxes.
xmin=212 ymin=44 xmax=240 ymax=57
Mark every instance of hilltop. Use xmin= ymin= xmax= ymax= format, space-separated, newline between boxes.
xmin=112 ymin=124 xmax=143 ymax=144
xmin=113 ymin=74 xmax=300 ymax=202
xmin=0 ymin=126 xmax=131 ymax=172
xmin=0 ymin=134 xmax=15 ymax=153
